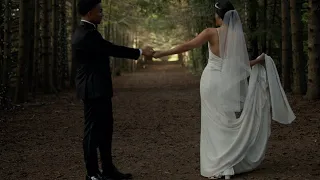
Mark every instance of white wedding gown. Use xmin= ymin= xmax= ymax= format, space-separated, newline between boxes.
xmin=199 ymin=46 xmax=296 ymax=178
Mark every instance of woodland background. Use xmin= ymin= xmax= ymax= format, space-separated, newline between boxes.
xmin=0 ymin=1 xmax=319 ymax=179
xmin=0 ymin=0 xmax=319 ymax=108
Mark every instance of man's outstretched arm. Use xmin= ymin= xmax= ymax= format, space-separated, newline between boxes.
xmin=88 ymin=31 xmax=154 ymax=59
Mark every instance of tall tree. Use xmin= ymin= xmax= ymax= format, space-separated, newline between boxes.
xmin=306 ymin=0 xmax=320 ymax=99
xmin=290 ymin=0 xmax=307 ymax=94
xmin=42 ymin=0 xmax=51 ymax=93
xmin=25 ymin=0 xmax=35 ymax=99
xmin=70 ymin=0 xmax=78 ymax=88
xmin=59 ymin=0 xmax=68 ymax=89
xmin=262 ymin=0 xmax=267 ymax=52
xmin=0 ymin=1 xmax=3 ymax=85
xmin=282 ymin=0 xmax=292 ymax=91
xmin=2 ymin=0 xmax=11 ymax=88
xmin=267 ymin=0 xmax=278 ymax=55
xmin=15 ymin=0 xmax=30 ymax=103
xmin=52 ymin=0 xmax=59 ymax=88
xmin=248 ymin=0 xmax=259 ymax=59
xmin=32 ymin=0 xmax=40 ymax=97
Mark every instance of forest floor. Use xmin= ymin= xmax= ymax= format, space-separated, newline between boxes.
xmin=0 ymin=64 xmax=319 ymax=180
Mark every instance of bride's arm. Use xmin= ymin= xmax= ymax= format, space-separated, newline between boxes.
xmin=249 ymin=59 xmax=260 ymax=67
xmin=154 ymin=28 xmax=214 ymax=58
xmin=249 ymin=53 xmax=265 ymax=67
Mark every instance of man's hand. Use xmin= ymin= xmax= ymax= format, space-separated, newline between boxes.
xmin=141 ymin=46 xmax=155 ymax=57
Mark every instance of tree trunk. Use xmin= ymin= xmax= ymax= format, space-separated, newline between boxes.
xmin=52 ymin=0 xmax=59 ymax=89
xmin=59 ymin=0 xmax=67 ymax=89
xmin=0 ymin=1 xmax=3 ymax=85
xmin=290 ymin=0 xmax=307 ymax=94
xmin=106 ymin=0 xmax=113 ymax=40
xmin=70 ymin=0 xmax=78 ymax=88
xmin=305 ymin=0 xmax=320 ymax=99
xmin=281 ymin=0 xmax=291 ymax=91
xmin=2 ymin=0 xmax=11 ymax=88
xmin=41 ymin=0 xmax=51 ymax=93
xmin=24 ymin=0 xmax=35 ymax=99
xmin=32 ymin=0 xmax=40 ymax=97
xmin=248 ymin=0 xmax=259 ymax=59
xmin=267 ymin=0 xmax=277 ymax=55
xmin=244 ymin=0 xmax=248 ymax=27
xmin=47 ymin=0 xmax=55 ymax=92
xmin=15 ymin=0 xmax=30 ymax=103
xmin=262 ymin=0 xmax=267 ymax=52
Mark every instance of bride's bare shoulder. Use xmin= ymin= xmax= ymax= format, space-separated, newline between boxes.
xmin=203 ymin=28 xmax=218 ymax=36
xmin=204 ymin=28 xmax=219 ymax=45
xmin=204 ymin=28 xmax=217 ymax=33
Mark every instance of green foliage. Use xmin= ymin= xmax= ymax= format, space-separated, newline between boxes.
xmin=100 ymin=0 xmax=309 ymax=73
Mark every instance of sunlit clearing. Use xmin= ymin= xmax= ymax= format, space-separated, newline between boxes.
xmin=168 ymin=54 xmax=179 ymax=61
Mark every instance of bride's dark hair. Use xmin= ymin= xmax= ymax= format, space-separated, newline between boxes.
xmin=215 ymin=1 xmax=235 ymax=19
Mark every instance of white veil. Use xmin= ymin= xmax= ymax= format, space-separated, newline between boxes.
xmin=216 ymin=9 xmax=251 ymax=112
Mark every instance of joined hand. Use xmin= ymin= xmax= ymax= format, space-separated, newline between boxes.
xmin=142 ymin=46 xmax=155 ymax=57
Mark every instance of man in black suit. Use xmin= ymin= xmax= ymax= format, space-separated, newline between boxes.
xmin=72 ymin=0 xmax=154 ymax=179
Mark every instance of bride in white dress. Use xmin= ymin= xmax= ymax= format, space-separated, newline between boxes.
xmin=154 ymin=1 xmax=296 ymax=179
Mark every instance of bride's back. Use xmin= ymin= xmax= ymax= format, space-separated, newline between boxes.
xmin=207 ymin=28 xmax=221 ymax=58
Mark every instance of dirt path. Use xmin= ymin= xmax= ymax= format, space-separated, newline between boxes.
xmin=0 ymin=64 xmax=319 ymax=180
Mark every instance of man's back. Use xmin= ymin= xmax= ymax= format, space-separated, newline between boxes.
xmin=72 ymin=21 xmax=141 ymax=100
xmin=72 ymin=21 xmax=113 ymax=100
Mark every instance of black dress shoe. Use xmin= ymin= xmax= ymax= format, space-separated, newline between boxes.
xmin=86 ymin=174 xmax=103 ymax=180
xmin=102 ymin=169 xmax=132 ymax=180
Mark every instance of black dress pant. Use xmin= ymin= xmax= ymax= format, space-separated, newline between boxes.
xmin=83 ymin=97 xmax=114 ymax=176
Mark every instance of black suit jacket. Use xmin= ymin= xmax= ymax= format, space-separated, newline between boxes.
xmin=72 ymin=21 xmax=140 ymax=100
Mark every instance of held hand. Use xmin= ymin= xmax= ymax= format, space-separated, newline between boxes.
xmin=142 ymin=46 xmax=155 ymax=57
